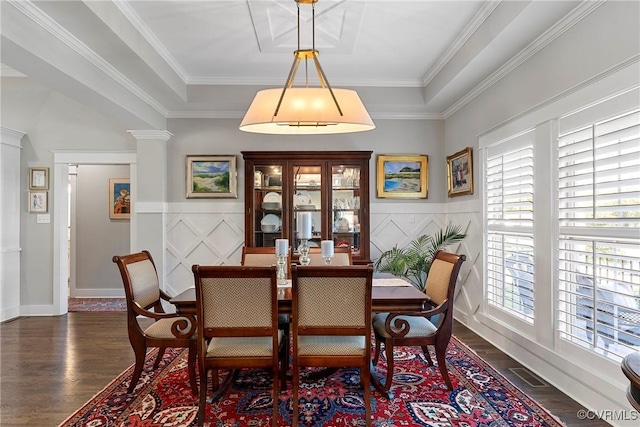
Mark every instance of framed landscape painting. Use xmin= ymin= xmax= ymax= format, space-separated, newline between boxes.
xmin=186 ymin=155 xmax=238 ymax=198
xmin=109 ymin=179 xmax=130 ymax=220
xmin=447 ymin=147 xmax=473 ymax=197
xmin=376 ymin=154 xmax=428 ymax=199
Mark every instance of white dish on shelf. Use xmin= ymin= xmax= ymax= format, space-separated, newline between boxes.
xmin=262 ymin=201 xmax=281 ymax=210
xmin=261 ymin=214 xmax=281 ymax=232
xmin=335 ymin=217 xmax=350 ymax=232
xmin=294 ymin=192 xmax=313 ymax=207
xmin=263 ymin=192 xmax=281 ymax=203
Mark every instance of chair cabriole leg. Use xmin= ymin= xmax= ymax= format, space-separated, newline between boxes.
xmin=128 ymin=343 xmax=147 ymax=393
xmin=153 ymin=347 xmax=166 ymax=369
xmin=384 ymin=342 xmax=394 ymax=390
xmin=197 ymin=367 xmax=208 ymax=426
xmin=188 ymin=345 xmax=198 ymax=395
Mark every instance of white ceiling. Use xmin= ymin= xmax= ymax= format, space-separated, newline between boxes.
xmin=1 ymin=0 xmax=588 ymax=128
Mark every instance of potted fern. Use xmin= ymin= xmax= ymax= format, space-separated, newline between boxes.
xmin=374 ymin=223 xmax=466 ymax=291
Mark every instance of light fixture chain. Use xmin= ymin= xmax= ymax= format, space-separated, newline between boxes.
xmin=312 ymin=1 xmax=315 ymax=51
xmin=297 ymin=1 xmax=300 ymax=52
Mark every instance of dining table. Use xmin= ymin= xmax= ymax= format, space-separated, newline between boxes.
xmin=170 ymin=276 xmax=429 ymax=399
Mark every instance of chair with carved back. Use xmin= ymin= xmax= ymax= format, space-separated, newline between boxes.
xmin=372 ymin=250 xmax=465 ymax=391
xmin=291 ymin=264 xmax=373 ymax=427
xmin=112 ymin=250 xmax=197 ymax=394
xmin=307 ymin=246 xmax=353 ymax=266
xmin=192 ymin=265 xmax=285 ymax=427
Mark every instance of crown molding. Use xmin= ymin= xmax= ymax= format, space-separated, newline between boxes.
xmin=127 ymin=130 xmax=173 ymax=141
xmin=186 ymin=75 xmax=424 ymax=88
xmin=8 ymin=0 xmax=168 ymax=117
xmin=1 ymin=127 xmax=26 ymax=147
xmin=166 ymin=110 xmax=443 ymax=120
xmin=114 ymin=0 xmax=190 ymax=84
xmin=422 ymin=0 xmax=501 ymax=87
xmin=0 ymin=64 xmax=27 ymax=77
xmin=443 ymin=0 xmax=606 ymax=119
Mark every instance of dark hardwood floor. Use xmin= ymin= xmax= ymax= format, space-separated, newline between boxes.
xmin=1 ymin=313 xmax=609 ymax=426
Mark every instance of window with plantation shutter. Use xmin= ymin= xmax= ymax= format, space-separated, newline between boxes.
xmin=557 ymin=107 xmax=640 ymax=361
xmin=485 ymin=131 xmax=535 ymax=323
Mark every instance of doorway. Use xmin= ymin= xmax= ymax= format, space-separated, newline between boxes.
xmin=52 ymin=151 xmax=136 ymax=315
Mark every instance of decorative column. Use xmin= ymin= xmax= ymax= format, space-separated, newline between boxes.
xmin=127 ymin=130 xmax=171 ymax=288
xmin=1 ymin=127 xmax=25 ymax=321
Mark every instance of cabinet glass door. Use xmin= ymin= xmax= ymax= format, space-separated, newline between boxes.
xmin=331 ymin=164 xmax=362 ymax=256
xmin=252 ymin=164 xmax=284 ymax=247
xmin=292 ymin=164 xmax=322 ymax=253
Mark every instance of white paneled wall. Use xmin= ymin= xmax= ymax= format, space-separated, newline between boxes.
xmin=446 ymin=200 xmax=482 ymax=325
xmin=165 ymin=203 xmax=245 ymax=296
xmin=1 ymin=128 xmax=24 ymax=321
xmin=163 ymin=200 xmax=482 ymax=321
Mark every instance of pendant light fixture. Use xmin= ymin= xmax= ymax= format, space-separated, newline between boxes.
xmin=239 ymin=0 xmax=375 ymax=135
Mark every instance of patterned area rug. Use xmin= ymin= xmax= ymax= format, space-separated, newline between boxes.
xmin=60 ymin=337 xmax=564 ymax=426
xmin=68 ymin=298 xmax=126 ymax=312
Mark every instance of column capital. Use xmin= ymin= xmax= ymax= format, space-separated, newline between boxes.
xmin=1 ymin=127 xmax=26 ymax=147
xmin=127 ymin=130 xmax=173 ymax=141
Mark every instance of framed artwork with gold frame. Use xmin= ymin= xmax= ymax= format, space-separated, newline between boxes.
xmin=109 ymin=178 xmax=131 ymax=220
xmin=29 ymin=167 xmax=49 ymax=190
xmin=186 ymin=155 xmax=238 ymax=199
xmin=376 ymin=154 xmax=428 ymax=199
xmin=447 ymin=147 xmax=473 ymax=197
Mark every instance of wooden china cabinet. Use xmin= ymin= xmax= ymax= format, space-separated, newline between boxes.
xmin=242 ymin=151 xmax=372 ymax=262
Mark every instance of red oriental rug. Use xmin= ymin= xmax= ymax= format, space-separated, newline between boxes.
xmin=68 ymin=298 xmax=126 ymax=312
xmin=60 ymin=337 xmax=564 ymax=426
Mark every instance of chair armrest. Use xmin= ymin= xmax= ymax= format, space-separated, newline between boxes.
xmin=132 ymin=302 xmax=196 ymax=338
xmin=159 ymin=289 xmax=173 ymax=302
xmin=383 ymin=300 xmax=449 ymax=338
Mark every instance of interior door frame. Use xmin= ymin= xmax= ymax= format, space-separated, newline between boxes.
xmin=52 ymin=151 xmax=136 ymax=315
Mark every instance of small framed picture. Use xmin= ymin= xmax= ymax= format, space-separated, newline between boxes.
xmin=447 ymin=147 xmax=473 ymax=197
xmin=28 ymin=191 xmax=48 ymax=213
xmin=376 ymin=154 xmax=429 ymax=199
xmin=29 ymin=167 xmax=49 ymax=190
xmin=186 ymin=155 xmax=238 ymax=198
xmin=109 ymin=178 xmax=131 ymax=220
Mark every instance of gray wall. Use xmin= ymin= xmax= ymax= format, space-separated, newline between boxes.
xmin=72 ymin=165 xmax=130 ymax=297
xmin=167 ymin=118 xmax=446 ymax=203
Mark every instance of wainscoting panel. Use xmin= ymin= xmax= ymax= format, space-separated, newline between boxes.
xmin=162 ymin=201 xmax=482 ymax=307
xmin=447 ymin=200 xmax=482 ymax=325
xmin=165 ymin=207 xmax=244 ymax=296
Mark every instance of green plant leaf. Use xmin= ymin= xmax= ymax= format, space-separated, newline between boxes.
xmin=374 ymin=223 xmax=466 ymax=291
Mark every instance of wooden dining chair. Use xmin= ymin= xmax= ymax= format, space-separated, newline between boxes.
xmin=192 ymin=265 xmax=285 ymax=427
xmin=241 ymin=246 xmax=292 ymax=277
xmin=241 ymin=245 xmax=291 ymax=388
xmin=307 ymin=246 xmax=353 ymax=266
xmin=372 ymin=250 xmax=466 ymax=391
xmin=291 ymin=264 xmax=373 ymax=427
xmin=112 ymin=250 xmax=197 ymax=394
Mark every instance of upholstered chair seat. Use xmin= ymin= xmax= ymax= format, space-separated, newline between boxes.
xmin=144 ymin=317 xmax=195 ymax=339
xmin=206 ymin=332 xmax=284 ymax=358
xmin=372 ymin=313 xmax=437 ymax=339
xmin=297 ymin=335 xmax=366 ymax=356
